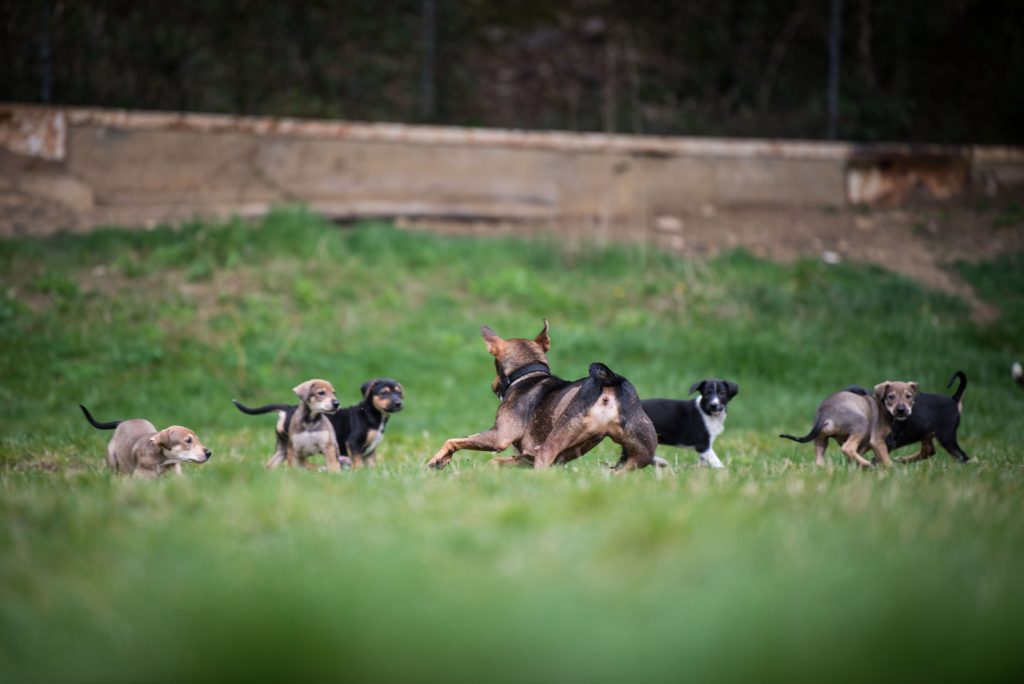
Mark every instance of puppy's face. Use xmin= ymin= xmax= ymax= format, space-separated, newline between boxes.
xmin=690 ymin=379 xmax=739 ymax=416
xmin=874 ymin=381 xmax=918 ymax=421
xmin=362 ymin=378 xmax=404 ymax=413
xmin=294 ymin=379 xmax=340 ymax=415
xmin=151 ymin=426 xmax=212 ymax=463
xmin=482 ymin=319 xmax=550 ymax=381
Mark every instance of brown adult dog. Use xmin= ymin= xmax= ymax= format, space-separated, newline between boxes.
xmin=779 ymin=381 xmax=918 ymax=467
xmin=80 ymin=405 xmax=212 ymax=478
xmin=234 ymin=379 xmax=342 ymax=471
xmin=427 ymin=321 xmax=658 ymax=471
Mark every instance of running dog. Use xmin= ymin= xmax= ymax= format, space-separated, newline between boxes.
xmin=80 ymin=405 xmax=211 ymax=478
xmin=427 ymin=320 xmax=657 ymax=471
xmin=779 ymin=381 xmax=918 ymax=467
xmin=886 ymin=371 xmax=970 ymax=463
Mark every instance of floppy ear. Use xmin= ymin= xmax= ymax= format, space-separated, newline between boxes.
xmin=293 ymin=380 xmax=314 ymax=401
xmin=689 ymin=381 xmax=704 ymax=395
xmin=873 ymin=382 xmax=890 ymax=402
xmin=908 ymin=382 xmax=919 ymax=393
xmin=360 ymin=379 xmax=379 ymax=399
xmin=725 ymin=381 xmax=739 ymax=399
xmin=150 ymin=428 xmax=174 ymax=449
xmin=481 ymin=325 xmax=504 ymax=356
xmin=534 ymin=319 xmax=551 ymax=352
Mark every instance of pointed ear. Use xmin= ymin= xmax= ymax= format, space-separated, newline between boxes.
xmin=361 ymin=379 xmax=379 ymax=399
xmin=293 ymin=380 xmax=314 ymax=401
xmin=689 ymin=381 xmax=703 ymax=395
xmin=480 ymin=325 xmax=504 ymax=356
xmin=726 ymin=381 xmax=739 ymax=399
xmin=873 ymin=382 xmax=890 ymax=402
xmin=534 ymin=319 xmax=551 ymax=352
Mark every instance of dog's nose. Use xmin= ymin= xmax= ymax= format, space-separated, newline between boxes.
xmin=203 ymin=449 xmax=212 ymax=457
xmin=331 ymin=400 xmax=340 ymax=408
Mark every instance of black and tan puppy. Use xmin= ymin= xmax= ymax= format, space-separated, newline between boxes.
xmin=886 ymin=371 xmax=970 ymax=463
xmin=234 ymin=378 xmax=403 ymax=469
xmin=234 ymin=378 xmax=342 ymax=471
xmin=779 ymin=381 xmax=918 ymax=467
xmin=80 ymin=405 xmax=211 ymax=478
xmin=427 ymin=320 xmax=657 ymax=471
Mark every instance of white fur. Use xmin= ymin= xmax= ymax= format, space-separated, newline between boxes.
xmin=290 ymin=430 xmax=331 ymax=457
xmin=696 ymin=397 xmax=726 ymax=468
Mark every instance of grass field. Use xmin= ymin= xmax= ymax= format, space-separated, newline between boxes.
xmin=2 ymin=208 xmax=1024 ymax=683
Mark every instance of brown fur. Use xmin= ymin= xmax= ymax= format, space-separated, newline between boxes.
xmin=81 ymin=407 xmax=212 ymax=478
xmin=427 ymin=320 xmax=658 ymax=472
xmin=781 ymin=381 xmax=918 ymax=467
xmin=267 ymin=378 xmax=342 ymax=471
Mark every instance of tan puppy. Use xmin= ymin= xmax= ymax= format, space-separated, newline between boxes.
xmin=234 ymin=379 xmax=343 ymax=471
xmin=80 ymin=405 xmax=211 ymax=478
xmin=779 ymin=381 xmax=918 ymax=467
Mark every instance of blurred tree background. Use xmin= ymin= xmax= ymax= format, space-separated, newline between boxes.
xmin=1 ymin=0 xmax=1021 ymax=144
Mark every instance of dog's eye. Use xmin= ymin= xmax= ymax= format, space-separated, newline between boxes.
xmin=185 ymin=437 xmax=193 ymax=445
xmin=887 ymin=393 xmax=896 ymax=401
xmin=318 ymin=390 xmax=326 ymax=395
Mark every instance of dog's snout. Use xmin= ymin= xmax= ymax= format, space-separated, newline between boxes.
xmin=203 ymin=448 xmax=212 ymax=457
xmin=331 ymin=400 xmax=340 ymax=408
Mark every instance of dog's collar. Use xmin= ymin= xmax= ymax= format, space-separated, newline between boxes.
xmin=497 ymin=362 xmax=550 ymax=400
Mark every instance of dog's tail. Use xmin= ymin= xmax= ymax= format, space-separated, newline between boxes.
xmin=947 ymin=370 xmax=968 ymax=404
xmin=588 ymin=362 xmax=625 ymax=387
xmin=79 ymin=404 xmax=121 ymax=430
xmin=779 ymin=419 xmax=823 ymax=444
xmin=232 ymin=399 xmax=292 ymax=415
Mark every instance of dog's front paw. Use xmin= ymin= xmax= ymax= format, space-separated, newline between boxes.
xmin=426 ymin=451 xmax=451 ymax=470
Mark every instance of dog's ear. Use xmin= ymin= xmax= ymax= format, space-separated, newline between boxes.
xmin=150 ymin=428 xmax=175 ymax=450
xmin=725 ymin=381 xmax=739 ymax=399
xmin=873 ymin=382 xmax=891 ymax=402
xmin=481 ymin=325 xmax=504 ymax=356
xmin=689 ymin=381 xmax=704 ymax=395
xmin=361 ymin=379 xmax=379 ymax=399
xmin=908 ymin=382 xmax=919 ymax=394
xmin=293 ymin=380 xmax=314 ymax=401
xmin=534 ymin=319 xmax=551 ymax=352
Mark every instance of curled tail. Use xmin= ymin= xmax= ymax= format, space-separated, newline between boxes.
xmin=79 ymin=404 xmax=121 ymax=430
xmin=232 ymin=399 xmax=293 ymax=415
xmin=588 ymin=362 xmax=625 ymax=387
xmin=947 ymin=370 xmax=967 ymax=404
xmin=780 ymin=419 xmax=824 ymax=444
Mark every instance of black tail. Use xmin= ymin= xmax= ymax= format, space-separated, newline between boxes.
xmin=79 ymin=404 xmax=121 ymax=430
xmin=588 ymin=362 xmax=625 ymax=387
xmin=946 ymin=370 xmax=967 ymax=404
xmin=232 ymin=399 xmax=293 ymax=415
xmin=780 ymin=419 xmax=823 ymax=444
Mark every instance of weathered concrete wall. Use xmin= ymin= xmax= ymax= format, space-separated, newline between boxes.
xmin=2 ymin=104 xmax=1023 ymax=232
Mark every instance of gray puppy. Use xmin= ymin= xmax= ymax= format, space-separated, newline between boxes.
xmin=779 ymin=381 xmax=918 ymax=467
xmin=81 ymin=405 xmax=212 ymax=478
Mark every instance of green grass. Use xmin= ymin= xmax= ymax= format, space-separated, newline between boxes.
xmin=2 ymin=208 xmax=1024 ymax=683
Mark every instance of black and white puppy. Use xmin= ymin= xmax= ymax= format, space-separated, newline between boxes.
xmin=641 ymin=379 xmax=739 ymax=468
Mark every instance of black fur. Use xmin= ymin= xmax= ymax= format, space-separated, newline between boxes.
xmin=887 ymin=371 xmax=970 ymax=462
xmin=643 ymin=379 xmax=738 ymax=453
xmin=80 ymin=404 xmax=121 ymax=430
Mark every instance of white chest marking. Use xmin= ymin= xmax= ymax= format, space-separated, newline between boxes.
xmin=365 ymin=430 xmax=384 ymax=453
xmin=697 ymin=398 xmax=726 ymax=440
xmin=291 ymin=430 xmax=330 ymax=456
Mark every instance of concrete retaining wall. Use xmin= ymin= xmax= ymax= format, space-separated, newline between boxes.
xmin=2 ymin=104 xmax=1023 ymax=231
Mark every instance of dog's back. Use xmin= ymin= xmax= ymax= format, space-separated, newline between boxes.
xmin=109 ymin=419 xmax=159 ymax=473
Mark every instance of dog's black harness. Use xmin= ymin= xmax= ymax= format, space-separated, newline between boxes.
xmin=496 ymin=362 xmax=550 ymax=401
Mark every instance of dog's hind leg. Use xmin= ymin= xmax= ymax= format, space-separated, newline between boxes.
xmin=840 ymin=435 xmax=874 ymax=467
xmin=814 ymin=436 xmax=829 ymax=466
xmin=937 ymin=432 xmax=970 ymax=463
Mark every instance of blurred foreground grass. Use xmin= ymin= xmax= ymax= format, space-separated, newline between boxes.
xmin=2 ymin=209 xmax=1023 ymax=682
